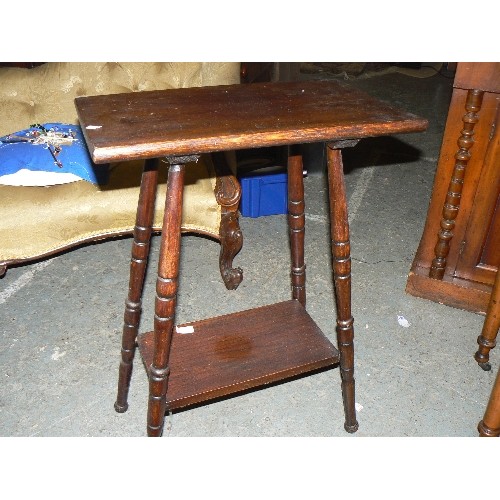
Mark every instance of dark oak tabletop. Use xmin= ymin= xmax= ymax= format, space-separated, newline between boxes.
xmin=75 ymin=80 xmax=428 ymax=164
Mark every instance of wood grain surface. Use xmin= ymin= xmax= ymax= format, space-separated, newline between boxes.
xmin=75 ymin=80 xmax=428 ymax=163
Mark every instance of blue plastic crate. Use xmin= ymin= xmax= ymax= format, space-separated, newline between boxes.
xmin=239 ymin=169 xmax=288 ymax=218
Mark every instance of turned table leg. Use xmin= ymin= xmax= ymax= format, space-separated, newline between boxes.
xmin=115 ymin=158 xmax=159 ymax=413
xmin=327 ymin=144 xmax=359 ymax=434
xmin=475 ymin=269 xmax=500 ymax=371
xmin=288 ymin=154 xmax=306 ymax=306
xmin=147 ymin=159 xmax=188 ymax=437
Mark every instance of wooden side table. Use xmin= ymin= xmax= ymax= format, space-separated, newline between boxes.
xmin=75 ymin=80 xmax=427 ymax=437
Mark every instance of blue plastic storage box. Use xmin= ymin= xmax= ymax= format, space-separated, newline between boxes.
xmin=239 ymin=167 xmax=288 ymax=218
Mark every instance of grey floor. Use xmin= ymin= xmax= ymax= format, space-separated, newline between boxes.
xmin=0 ymin=68 xmax=496 ymax=438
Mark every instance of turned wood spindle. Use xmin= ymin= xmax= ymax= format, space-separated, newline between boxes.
xmin=327 ymin=144 xmax=359 ymax=433
xmin=475 ymin=263 xmax=500 ymax=371
xmin=478 ymin=366 xmax=500 ymax=437
xmin=429 ymin=89 xmax=484 ymax=279
xmin=288 ymin=154 xmax=306 ymax=306
xmin=147 ymin=161 xmax=186 ymax=437
xmin=115 ymin=158 xmax=159 ymax=413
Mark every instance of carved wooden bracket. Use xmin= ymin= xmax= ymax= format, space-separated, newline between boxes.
xmin=212 ymin=152 xmax=243 ymax=290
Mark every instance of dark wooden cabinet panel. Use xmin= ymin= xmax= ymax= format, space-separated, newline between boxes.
xmin=406 ymin=62 xmax=500 ymax=314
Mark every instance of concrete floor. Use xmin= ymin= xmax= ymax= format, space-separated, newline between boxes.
xmin=0 ymin=68 xmax=496 ymax=438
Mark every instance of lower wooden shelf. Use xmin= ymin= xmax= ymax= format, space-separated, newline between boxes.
xmin=137 ymin=300 xmax=340 ymax=410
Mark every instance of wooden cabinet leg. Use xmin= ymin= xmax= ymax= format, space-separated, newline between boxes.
xmin=288 ymin=154 xmax=306 ymax=306
xmin=115 ymin=159 xmax=159 ymax=413
xmin=478 ymin=367 xmax=500 ymax=436
xmin=475 ymin=269 xmax=500 ymax=370
xmin=147 ymin=161 xmax=185 ymax=437
xmin=327 ymin=144 xmax=359 ymax=433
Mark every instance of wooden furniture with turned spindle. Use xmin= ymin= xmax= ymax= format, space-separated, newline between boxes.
xmin=477 ymin=267 xmax=500 ymax=436
xmin=75 ymin=80 xmax=427 ymax=437
xmin=475 ymin=256 xmax=500 ymax=371
xmin=479 ymin=368 xmax=500 ymax=436
xmin=406 ymin=62 xmax=500 ymax=315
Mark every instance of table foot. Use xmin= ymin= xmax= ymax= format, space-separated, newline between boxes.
xmin=114 ymin=401 xmax=129 ymax=413
xmin=478 ymin=361 xmax=492 ymax=371
xmin=344 ymin=421 xmax=359 ymax=434
xmin=478 ymin=419 xmax=500 ymax=437
xmin=147 ymin=423 xmax=164 ymax=437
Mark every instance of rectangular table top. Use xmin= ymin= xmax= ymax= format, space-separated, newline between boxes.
xmin=75 ymin=80 xmax=428 ymax=164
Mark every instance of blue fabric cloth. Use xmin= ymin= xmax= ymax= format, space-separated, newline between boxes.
xmin=0 ymin=123 xmax=108 ymax=184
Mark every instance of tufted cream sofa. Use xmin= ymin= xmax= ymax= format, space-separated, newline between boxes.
xmin=0 ymin=62 xmax=243 ymax=289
